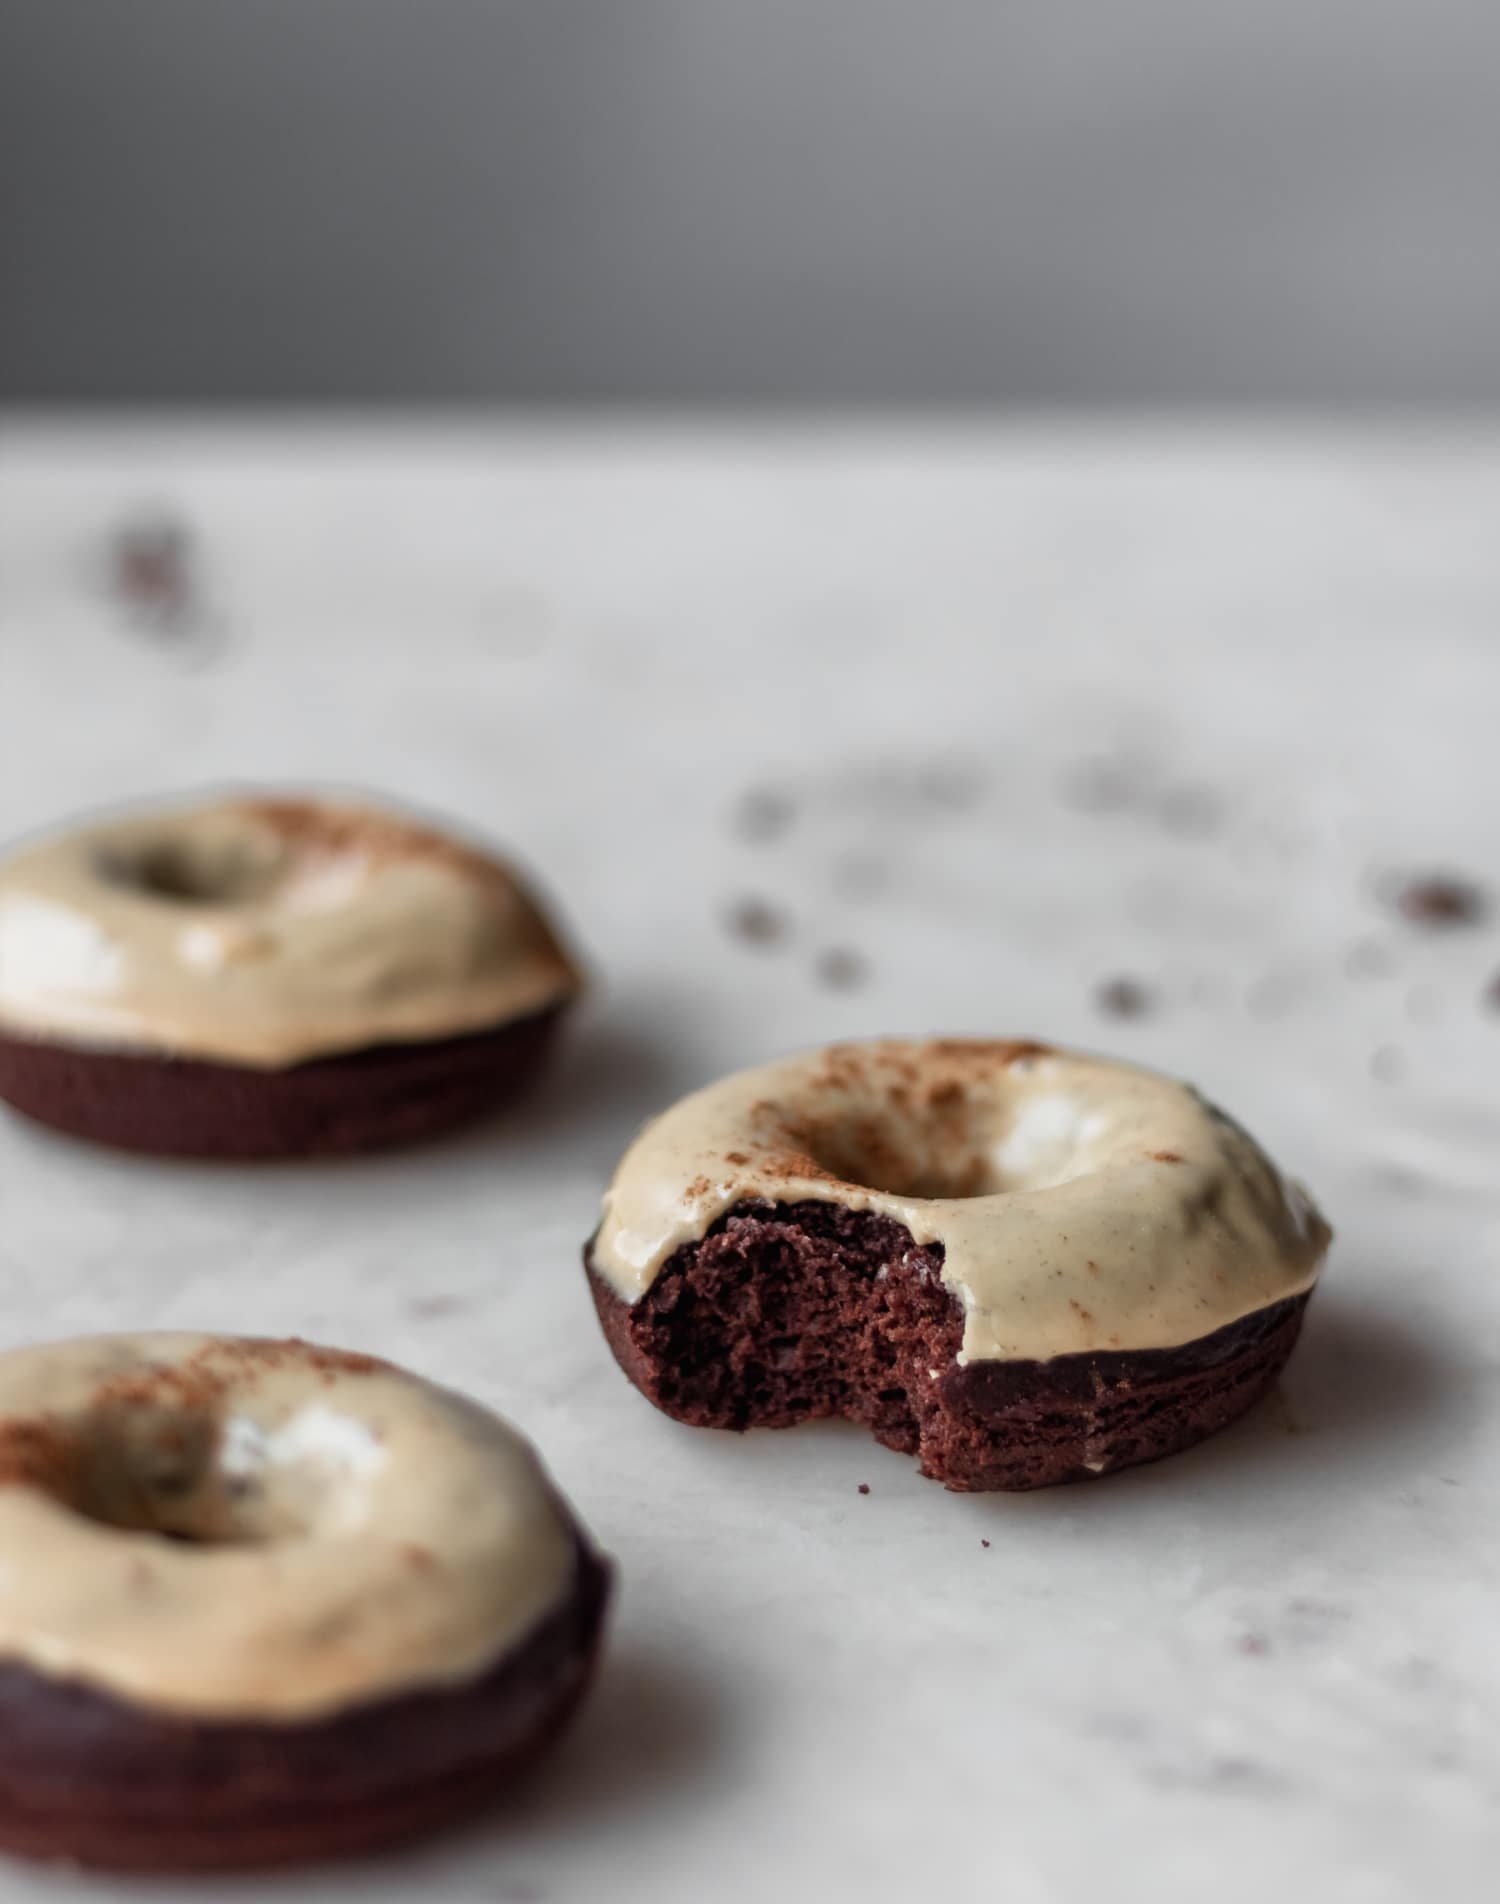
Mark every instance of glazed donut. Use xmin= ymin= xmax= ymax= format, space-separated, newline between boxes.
xmin=585 ymin=1039 xmax=1330 ymax=1490
xmin=0 ymin=795 xmax=583 ymax=1156
xmin=0 ymin=1333 xmax=610 ymax=1870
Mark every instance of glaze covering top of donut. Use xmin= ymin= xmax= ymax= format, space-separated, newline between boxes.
xmin=0 ymin=1334 xmax=580 ymax=1721
xmin=0 ymin=797 xmax=582 ymax=1067
xmin=589 ymin=1039 xmax=1331 ymax=1363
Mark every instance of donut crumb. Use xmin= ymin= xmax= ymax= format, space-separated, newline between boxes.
xmin=726 ymin=897 xmax=787 ymax=947
xmin=815 ymin=947 xmax=868 ymax=991
xmin=1096 ymin=977 xmax=1152 ymax=1019
xmin=1391 ymin=875 xmax=1486 ymax=927
xmin=732 ymin=789 xmax=795 ymax=842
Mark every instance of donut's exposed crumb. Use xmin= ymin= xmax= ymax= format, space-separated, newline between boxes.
xmin=1392 ymin=875 xmax=1486 ymax=927
xmin=732 ymin=789 xmax=795 ymax=843
xmin=726 ymin=897 xmax=787 ymax=947
xmin=815 ymin=947 xmax=867 ymax=991
xmin=1096 ymin=977 xmax=1152 ymax=1019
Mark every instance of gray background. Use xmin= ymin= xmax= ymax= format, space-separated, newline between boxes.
xmin=4 ymin=0 xmax=1500 ymax=405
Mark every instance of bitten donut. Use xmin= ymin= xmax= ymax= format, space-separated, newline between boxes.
xmin=0 ymin=1333 xmax=610 ymax=1869
xmin=585 ymin=1039 xmax=1331 ymax=1491
xmin=0 ymin=795 xmax=583 ymax=1156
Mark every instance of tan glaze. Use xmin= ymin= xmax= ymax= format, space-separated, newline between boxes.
xmin=0 ymin=1335 xmax=579 ymax=1721
xmin=0 ymin=798 xmax=582 ymax=1068
xmin=590 ymin=1040 xmax=1331 ymax=1364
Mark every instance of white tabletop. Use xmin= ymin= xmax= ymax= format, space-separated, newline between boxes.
xmin=0 ymin=421 xmax=1494 ymax=1904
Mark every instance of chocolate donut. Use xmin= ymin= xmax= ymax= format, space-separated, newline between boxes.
xmin=585 ymin=1039 xmax=1331 ymax=1490
xmin=0 ymin=1333 xmax=610 ymax=1869
xmin=0 ymin=795 xmax=583 ymax=1156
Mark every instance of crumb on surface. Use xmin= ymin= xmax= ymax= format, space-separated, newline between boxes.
xmin=857 ymin=1483 xmax=870 ymax=1495
xmin=726 ymin=897 xmax=787 ymax=946
xmin=916 ymin=761 xmax=985 ymax=809
xmin=815 ymin=947 xmax=868 ymax=990
xmin=1061 ymin=759 xmax=1137 ymax=812
xmin=733 ymin=788 xmax=795 ymax=842
xmin=1157 ymin=785 xmax=1225 ymax=836
xmin=1096 ymin=976 xmax=1151 ymax=1018
xmin=1370 ymin=1045 xmax=1403 ymax=1084
xmin=1391 ymin=875 xmax=1486 ymax=927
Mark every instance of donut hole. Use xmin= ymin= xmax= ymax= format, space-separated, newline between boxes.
xmin=98 ymin=831 xmax=374 ymax=919
xmin=60 ymin=1408 xmax=280 ymax=1544
xmin=57 ymin=1398 xmax=384 ymax=1545
xmin=97 ymin=837 xmax=277 ymax=908
xmin=805 ymin=1090 xmax=1118 ymax=1201
xmin=801 ymin=1118 xmax=1007 ymax=1202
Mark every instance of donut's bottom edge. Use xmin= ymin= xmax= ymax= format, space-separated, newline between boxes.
xmin=585 ymin=1199 xmax=1313 ymax=1492
xmin=0 ymin=1003 xmax=570 ymax=1159
xmin=0 ymin=1541 xmax=611 ymax=1871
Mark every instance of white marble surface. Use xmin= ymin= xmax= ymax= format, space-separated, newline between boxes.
xmin=0 ymin=421 xmax=1495 ymax=1903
